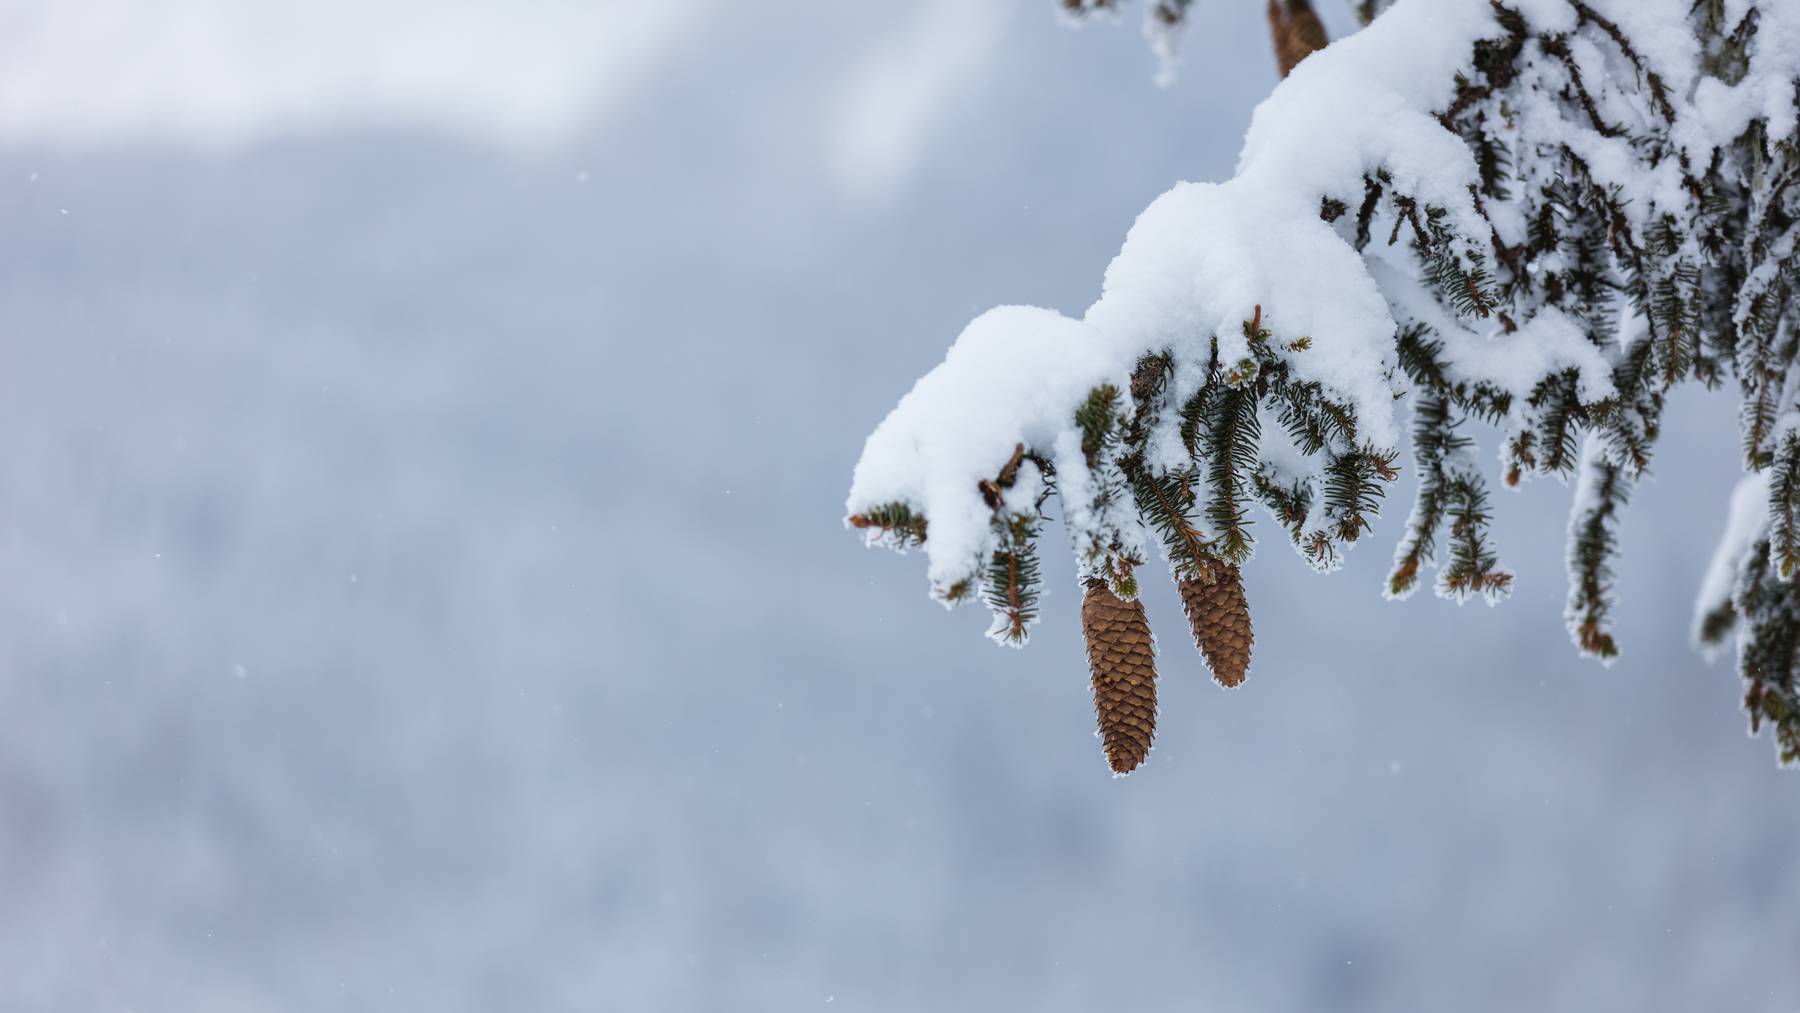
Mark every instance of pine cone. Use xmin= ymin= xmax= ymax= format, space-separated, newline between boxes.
xmin=1180 ymin=567 xmax=1254 ymax=688
xmin=1081 ymin=581 xmax=1158 ymax=774
xmin=1267 ymin=0 xmax=1329 ymax=79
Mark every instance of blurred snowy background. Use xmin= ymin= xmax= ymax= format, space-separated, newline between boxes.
xmin=0 ymin=1 xmax=1795 ymax=1010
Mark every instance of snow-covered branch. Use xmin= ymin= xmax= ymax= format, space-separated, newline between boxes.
xmin=849 ymin=0 xmax=1800 ymax=769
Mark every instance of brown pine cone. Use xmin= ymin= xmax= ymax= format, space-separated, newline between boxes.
xmin=1179 ymin=567 xmax=1254 ymax=689
xmin=1268 ymin=0 xmax=1329 ymax=79
xmin=1081 ymin=580 xmax=1158 ymax=774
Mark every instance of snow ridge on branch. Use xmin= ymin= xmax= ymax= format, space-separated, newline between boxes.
xmin=849 ymin=0 xmax=1800 ymax=768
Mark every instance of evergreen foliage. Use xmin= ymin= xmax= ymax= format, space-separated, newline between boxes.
xmin=848 ymin=0 xmax=1800 ymax=767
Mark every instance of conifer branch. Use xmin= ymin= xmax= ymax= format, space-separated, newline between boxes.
xmin=1733 ymin=538 xmax=1800 ymax=765
xmin=1123 ymin=457 xmax=1216 ymax=583
xmin=1440 ymin=471 xmax=1512 ymax=603
xmin=1389 ymin=394 xmax=1459 ymax=598
xmin=1566 ymin=442 xmax=1631 ymax=658
xmin=847 ymin=0 xmax=1800 ymax=767
xmin=849 ymin=502 xmax=928 ymax=549
xmin=984 ymin=509 xmax=1045 ymax=646
xmin=1202 ymin=386 xmax=1262 ymax=564
xmin=1770 ymin=429 xmax=1800 ymax=580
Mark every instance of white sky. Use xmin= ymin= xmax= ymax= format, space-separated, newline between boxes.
xmin=0 ymin=0 xmax=711 ymax=149
xmin=0 ymin=0 xmax=1032 ymax=200
xmin=826 ymin=0 xmax=1017 ymax=202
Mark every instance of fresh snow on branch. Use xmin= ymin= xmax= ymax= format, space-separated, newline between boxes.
xmin=848 ymin=0 xmax=1800 ymax=765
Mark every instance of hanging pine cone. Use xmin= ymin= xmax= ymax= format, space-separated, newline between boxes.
xmin=1081 ymin=580 xmax=1158 ymax=774
xmin=1179 ymin=566 xmax=1254 ymax=688
xmin=1267 ymin=0 xmax=1329 ymax=79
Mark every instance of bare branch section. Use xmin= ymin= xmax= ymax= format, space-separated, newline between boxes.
xmin=850 ymin=0 xmax=1800 ymax=769
xmin=1268 ymin=0 xmax=1329 ymax=79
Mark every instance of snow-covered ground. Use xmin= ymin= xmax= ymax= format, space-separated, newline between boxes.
xmin=0 ymin=2 xmax=1793 ymax=1010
